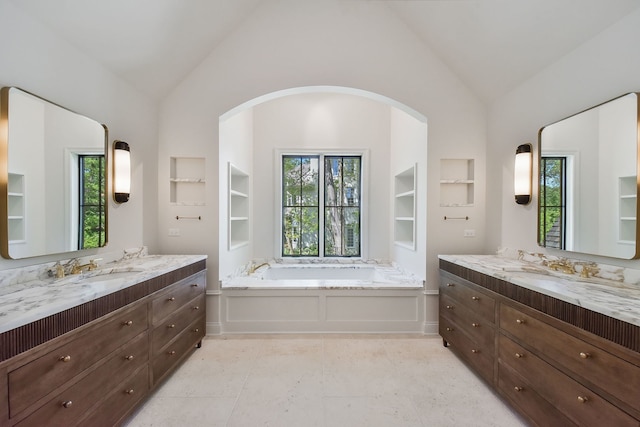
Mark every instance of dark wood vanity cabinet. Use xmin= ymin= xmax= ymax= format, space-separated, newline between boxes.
xmin=439 ymin=274 xmax=497 ymax=384
xmin=439 ymin=264 xmax=640 ymax=427
xmin=0 ymin=261 xmax=206 ymax=427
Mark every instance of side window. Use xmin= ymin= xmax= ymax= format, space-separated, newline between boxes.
xmin=539 ymin=156 xmax=566 ymax=249
xmin=78 ymin=155 xmax=106 ymax=249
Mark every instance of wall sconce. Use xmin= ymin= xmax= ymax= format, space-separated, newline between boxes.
xmin=113 ymin=140 xmax=131 ymax=203
xmin=514 ymin=143 xmax=533 ymax=205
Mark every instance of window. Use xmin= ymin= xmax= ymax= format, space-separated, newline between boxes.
xmin=539 ymin=156 xmax=566 ymax=249
xmin=78 ymin=155 xmax=106 ymax=249
xmin=281 ymin=154 xmax=362 ymax=257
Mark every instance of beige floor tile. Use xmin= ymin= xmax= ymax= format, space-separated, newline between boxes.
xmin=126 ymin=335 xmax=527 ymax=427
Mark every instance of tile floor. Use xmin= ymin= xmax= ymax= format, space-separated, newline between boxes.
xmin=125 ymin=335 xmax=526 ymax=427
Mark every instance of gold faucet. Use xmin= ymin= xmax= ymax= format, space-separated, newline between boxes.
xmin=577 ymin=262 xmax=600 ymax=278
xmin=545 ymin=258 xmax=576 ymax=275
xmin=71 ymin=259 xmax=99 ymax=275
xmin=249 ymin=262 xmax=270 ymax=274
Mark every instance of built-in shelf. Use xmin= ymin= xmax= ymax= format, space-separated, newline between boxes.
xmin=228 ymin=163 xmax=250 ymax=250
xmin=7 ymin=173 xmax=25 ymax=243
xmin=440 ymin=159 xmax=474 ymax=207
xmin=170 ymin=157 xmax=206 ymax=205
xmin=619 ymin=176 xmax=637 ymax=243
xmin=394 ymin=164 xmax=416 ymax=250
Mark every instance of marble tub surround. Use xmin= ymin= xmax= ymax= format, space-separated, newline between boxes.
xmin=222 ymin=258 xmax=424 ymax=289
xmin=439 ymin=252 xmax=640 ymax=328
xmin=0 ymin=250 xmax=206 ymax=334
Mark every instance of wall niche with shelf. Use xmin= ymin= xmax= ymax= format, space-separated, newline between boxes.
xmin=228 ymin=163 xmax=250 ymax=250
xmin=394 ymin=164 xmax=416 ymax=250
xmin=7 ymin=173 xmax=25 ymax=243
xmin=618 ymin=175 xmax=637 ymax=243
xmin=440 ymin=158 xmax=474 ymax=207
xmin=170 ymin=157 xmax=205 ymax=205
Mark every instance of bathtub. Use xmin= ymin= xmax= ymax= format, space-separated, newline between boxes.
xmin=219 ymin=261 xmax=430 ymax=334
xmin=222 ymin=262 xmax=423 ymax=289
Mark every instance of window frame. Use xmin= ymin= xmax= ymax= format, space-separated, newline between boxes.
xmin=276 ymin=149 xmax=368 ymax=259
xmin=539 ymin=155 xmax=567 ymax=249
xmin=78 ymin=154 xmax=106 ymax=249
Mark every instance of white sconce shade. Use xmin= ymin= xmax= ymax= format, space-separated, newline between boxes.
xmin=514 ymin=143 xmax=532 ymax=205
xmin=113 ymin=140 xmax=131 ymax=203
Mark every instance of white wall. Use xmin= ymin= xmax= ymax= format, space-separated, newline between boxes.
xmin=158 ymin=0 xmax=486 ymax=332
xmin=390 ymin=107 xmax=428 ymax=278
xmin=488 ymin=7 xmax=640 ymax=267
xmin=219 ymin=108 xmax=253 ymax=279
xmin=0 ymin=0 xmax=158 ymax=269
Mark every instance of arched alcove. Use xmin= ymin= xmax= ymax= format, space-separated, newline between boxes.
xmin=219 ymin=86 xmax=427 ymax=280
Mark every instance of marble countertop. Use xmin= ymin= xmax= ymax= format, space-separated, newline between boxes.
xmin=439 ymin=254 xmax=640 ymax=328
xmin=0 ymin=254 xmax=206 ymax=335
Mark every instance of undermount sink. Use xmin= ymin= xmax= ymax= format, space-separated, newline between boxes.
xmin=80 ymin=270 xmax=142 ymax=283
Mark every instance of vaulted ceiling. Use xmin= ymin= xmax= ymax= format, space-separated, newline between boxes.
xmin=10 ymin=0 xmax=640 ymax=104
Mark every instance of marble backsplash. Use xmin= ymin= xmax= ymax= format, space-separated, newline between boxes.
xmin=497 ymin=247 xmax=640 ymax=286
xmin=0 ymin=247 xmax=149 ymax=289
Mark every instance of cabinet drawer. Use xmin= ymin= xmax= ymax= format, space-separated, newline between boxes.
xmin=440 ymin=274 xmax=496 ymax=322
xmin=14 ymin=332 xmax=148 ymax=427
xmin=498 ymin=362 xmax=576 ymax=427
xmin=440 ymin=294 xmax=495 ymax=348
xmin=77 ymin=366 xmax=149 ymax=427
xmin=151 ymin=272 xmax=205 ymax=323
xmin=439 ymin=315 xmax=494 ymax=384
xmin=152 ymin=316 xmax=205 ymax=385
xmin=9 ymin=302 xmax=148 ymax=417
xmin=499 ymin=334 xmax=639 ymax=427
xmin=152 ymin=294 xmax=205 ymax=353
xmin=500 ymin=304 xmax=640 ymax=413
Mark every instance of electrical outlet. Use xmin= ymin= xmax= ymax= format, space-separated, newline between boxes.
xmin=464 ymin=229 xmax=475 ymax=238
xmin=168 ymin=228 xmax=181 ymax=237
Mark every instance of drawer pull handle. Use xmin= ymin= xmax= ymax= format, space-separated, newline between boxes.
xmin=471 ymin=323 xmax=479 ymax=328
xmin=168 ymin=350 xmax=176 ymax=356
xmin=445 ymin=305 xmax=454 ymax=310
xmin=193 ymin=328 xmax=200 ymax=333
xmin=471 ymin=296 xmax=480 ymax=301
xmin=516 ymin=319 xmax=525 ymax=325
xmin=471 ymin=349 xmax=479 ymax=354
xmin=168 ymin=297 xmax=176 ymax=301
xmin=579 ymin=352 xmax=590 ymax=359
xmin=446 ymin=283 xmax=455 ymax=287
xmin=126 ymin=389 xmax=135 ymax=395
xmin=62 ymin=400 xmax=73 ymax=408
xmin=122 ymin=320 xmax=133 ymax=326
xmin=168 ymin=324 xmax=176 ymax=329
xmin=125 ymin=355 xmax=135 ymax=361
xmin=446 ymin=327 xmax=454 ymax=332
xmin=577 ymin=396 xmax=588 ymax=403
xmin=515 ymin=353 xmax=524 ymax=358
xmin=59 ymin=355 xmax=71 ymax=363
xmin=514 ymin=386 xmax=523 ymax=392
xmin=193 ymin=306 xmax=200 ymax=310
xmin=191 ymin=283 xmax=199 ymax=287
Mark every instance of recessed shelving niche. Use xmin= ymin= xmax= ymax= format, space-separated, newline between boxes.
xmin=440 ymin=158 xmax=474 ymax=207
xmin=619 ymin=176 xmax=637 ymax=243
xmin=394 ymin=164 xmax=416 ymax=250
xmin=228 ymin=163 xmax=249 ymax=250
xmin=7 ymin=173 xmax=25 ymax=243
xmin=170 ymin=157 xmax=205 ymax=205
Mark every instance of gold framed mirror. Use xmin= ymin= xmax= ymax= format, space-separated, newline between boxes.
xmin=0 ymin=87 xmax=108 ymax=259
xmin=538 ymin=92 xmax=640 ymax=259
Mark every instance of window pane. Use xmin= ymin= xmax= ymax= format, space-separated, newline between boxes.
xmin=79 ymin=155 xmax=105 ymax=249
xmin=325 ymin=207 xmax=360 ymax=256
xmin=282 ymin=207 xmax=300 ymax=255
xmin=300 ymin=207 xmax=319 ymax=256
